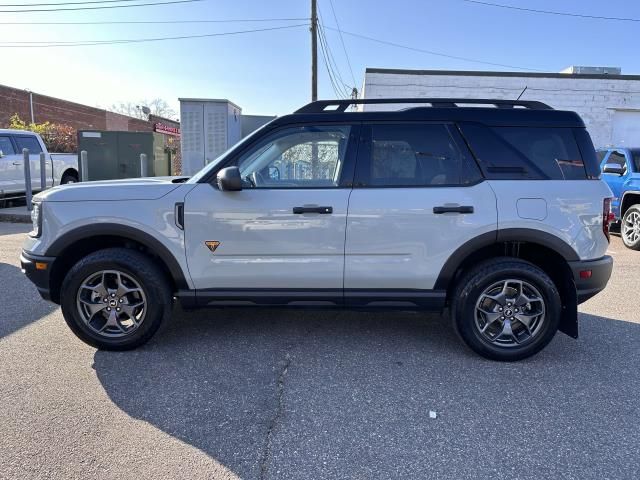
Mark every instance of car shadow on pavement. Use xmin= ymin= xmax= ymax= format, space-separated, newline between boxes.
xmin=93 ymin=309 xmax=640 ymax=480
xmin=0 ymin=262 xmax=57 ymax=339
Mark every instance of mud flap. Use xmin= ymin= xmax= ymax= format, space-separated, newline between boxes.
xmin=558 ymin=282 xmax=579 ymax=338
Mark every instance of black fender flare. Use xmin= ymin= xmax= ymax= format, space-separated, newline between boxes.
xmin=45 ymin=223 xmax=189 ymax=290
xmin=434 ymin=228 xmax=580 ymax=290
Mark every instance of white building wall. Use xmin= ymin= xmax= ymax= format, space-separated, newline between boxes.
xmin=361 ymin=69 xmax=640 ymax=147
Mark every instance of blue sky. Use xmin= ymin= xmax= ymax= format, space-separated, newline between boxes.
xmin=2 ymin=0 xmax=640 ymax=117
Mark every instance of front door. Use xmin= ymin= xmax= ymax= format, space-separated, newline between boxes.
xmin=184 ymin=123 xmax=359 ymax=305
xmin=0 ymin=135 xmax=22 ymax=195
xmin=344 ymin=122 xmax=498 ymax=305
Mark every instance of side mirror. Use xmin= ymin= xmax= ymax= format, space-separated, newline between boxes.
xmin=216 ymin=166 xmax=242 ymax=191
xmin=603 ymin=163 xmax=625 ymax=176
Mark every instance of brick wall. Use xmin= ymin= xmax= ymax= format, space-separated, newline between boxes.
xmin=362 ymin=69 xmax=640 ymax=147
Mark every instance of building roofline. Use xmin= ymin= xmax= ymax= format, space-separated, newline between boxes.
xmin=178 ymin=98 xmax=242 ymax=110
xmin=365 ymin=67 xmax=640 ymax=81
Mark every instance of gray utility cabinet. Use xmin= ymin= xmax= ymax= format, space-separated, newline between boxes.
xmin=179 ymin=99 xmax=242 ymax=176
xmin=78 ymin=131 xmax=170 ymax=181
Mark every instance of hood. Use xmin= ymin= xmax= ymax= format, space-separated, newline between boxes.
xmin=36 ymin=176 xmax=190 ymax=202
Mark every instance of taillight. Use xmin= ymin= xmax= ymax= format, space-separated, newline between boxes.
xmin=603 ymin=198 xmax=614 ymax=241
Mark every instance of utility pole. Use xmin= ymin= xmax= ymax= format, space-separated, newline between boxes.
xmin=311 ymin=0 xmax=318 ymax=101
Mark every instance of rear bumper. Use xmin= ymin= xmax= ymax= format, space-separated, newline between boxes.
xmin=20 ymin=250 xmax=55 ymax=302
xmin=569 ymin=255 xmax=613 ymax=304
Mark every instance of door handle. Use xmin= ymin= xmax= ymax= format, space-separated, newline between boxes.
xmin=12 ymin=162 xmax=21 ymax=166
xmin=433 ymin=205 xmax=474 ymax=214
xmin=293 ymin=206 xmax=333 ymax=214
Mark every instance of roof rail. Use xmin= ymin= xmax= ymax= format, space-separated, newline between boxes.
xmin=294 ymin=98 xmax=553 ymax=113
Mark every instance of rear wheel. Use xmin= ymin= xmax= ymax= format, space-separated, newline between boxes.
xmin=451 ymin=258 xmax=561 ymax=361
xmin=60 ymin=248 xmax=172 ymax=350
xmin=621 ymin=205 xmax=640 ymax=250
xmin=60 ymin=171 xmax=79 ymax=184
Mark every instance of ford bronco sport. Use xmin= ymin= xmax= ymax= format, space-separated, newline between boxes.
xmin=21 ymin=98 xmax=614 ymax=361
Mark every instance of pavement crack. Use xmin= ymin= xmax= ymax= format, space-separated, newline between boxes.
xmin=259 ymin=353 xmax=291 ymax=480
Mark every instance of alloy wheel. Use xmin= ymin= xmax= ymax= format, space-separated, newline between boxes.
xmin=76 ymin=270 xmax=147 ymax=338
xmin=474 ymin=279 xmax=546 ymax=347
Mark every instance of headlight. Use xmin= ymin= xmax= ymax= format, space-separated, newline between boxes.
xmin=29 ymin=202 xmax=42 ymax=238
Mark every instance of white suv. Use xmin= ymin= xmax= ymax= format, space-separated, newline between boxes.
xmin=20 ymin=99 xmax=614 ymax=361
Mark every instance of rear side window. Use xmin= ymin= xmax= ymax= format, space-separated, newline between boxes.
xmin=0 ymin=136 xmax=16 ymax=155
xmin=492 ymin=127 xmax=587 ymax=180
xmin=357 ymin=123 xmax=482 ymax=187
xmin=633 ymin=152 xmax=640 ymax=172
xmin=14 ymin=136 xmax=43 ymax=154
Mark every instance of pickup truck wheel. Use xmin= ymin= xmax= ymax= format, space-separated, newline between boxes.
xmin=451 ymin=258 xmax=561 ymax=361
xmin=60 ymin=248 xmax=172 ymax=350
xmin=60 ymin=172 xmax=79 ymax=184
xmin=621 ymin=205 xmax=640 ymax=250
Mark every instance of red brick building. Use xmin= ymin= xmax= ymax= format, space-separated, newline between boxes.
xmin=0 ymin=83 xmax=182 ymax=173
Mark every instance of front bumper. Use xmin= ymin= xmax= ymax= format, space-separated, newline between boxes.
xmin=20 ymin=250 xmax=55 ymax=302
xmin=569 ymin=255 xmax=613 ymax=304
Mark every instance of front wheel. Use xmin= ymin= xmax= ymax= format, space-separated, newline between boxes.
xmin=451 ymin=258 xmax=561 ymax=361
xmin=622 ymin=205 xmax=640 ymax=250
xmin=60 ymin=248 xmax=172 ymax=350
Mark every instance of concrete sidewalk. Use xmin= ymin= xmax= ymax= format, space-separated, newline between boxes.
xmin=0 ymin=206 xmax=31 ymax=223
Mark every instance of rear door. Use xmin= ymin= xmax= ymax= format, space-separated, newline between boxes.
xmin=13 ymin=134 xmax=52 ymax=191
xmin=344 ymin=122 xmax=497 ymax=305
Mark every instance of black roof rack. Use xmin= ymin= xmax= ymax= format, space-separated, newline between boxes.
xmin=295 ymin=98 xmax=553 ymax=113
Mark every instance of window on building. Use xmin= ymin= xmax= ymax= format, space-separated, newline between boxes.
xmin=14 ymin=136 xmax=43 ymax=154
xmin=492 ymin=127 xmax=587 ymax=180
xmin=362 ymin=124 xmax=479 ymax=187
xmin=0 ymin=136 xmax=16 ymax=156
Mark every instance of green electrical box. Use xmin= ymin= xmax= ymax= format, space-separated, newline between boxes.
xmin=78 ymin=131 xmax=170 ymax=181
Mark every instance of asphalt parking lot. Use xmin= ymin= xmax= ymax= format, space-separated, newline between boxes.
xmin=0 ymin=222 xmax=638 ymax=480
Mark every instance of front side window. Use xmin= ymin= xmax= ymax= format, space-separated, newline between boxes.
xmin=0 ymin=136 xmax=16 ymax=156
xmin=14 ymin=136 xmax=43 ymax=154
xmin=237 ymin=125 xmax=351 ymax=188
xmin=360 ymin=123 xmax=479 ymax=187
xmin=605 ymin=152 xmax=628 ymax=173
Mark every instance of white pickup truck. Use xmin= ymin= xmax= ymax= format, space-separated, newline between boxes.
xmin=0 ymin=129 xmax=79 ymax=199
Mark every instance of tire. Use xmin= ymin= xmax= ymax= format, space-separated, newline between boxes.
xmin=60 ymin=248 xmax=172 ymax=350
xmin=60 ymin=171 xmax=79 ymax=184
xmin=621 ymin=205 xmax=640 ymax=250
xmin=451 ymin=257 xmax=561 ymax=361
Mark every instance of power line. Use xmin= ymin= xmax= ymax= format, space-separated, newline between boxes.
xmin=317 ymin=6 xmax=351 ymax=96
xmin=0 ymin=0 xmax=201 ymax=13
xmin=317 ymin=22 xmax=345 ymax=98
xmin=318 ymin=21 xmax=350 ymax=95
xmin=0 ymin=23 xmax=308 ymax=47
xmin=0 ymin=17 xmax=308 ymax=25
xmin=461 ymin=0 xmax=640 ymax=23
xmin=324 ymin=26 xmax=543 ymax=72
xmin=326 ymin=0 xmax=357 ymax=88
xmin=1 ymin=0 xmax=154 ymax=6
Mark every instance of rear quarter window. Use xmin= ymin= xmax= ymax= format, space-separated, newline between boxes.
xmin=492 ymin=127 xmax=587 ymax=180
xmin=459 ymin=123 xmax=590 ymax=180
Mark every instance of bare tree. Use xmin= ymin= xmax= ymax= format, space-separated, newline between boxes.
xmin=109 ymin=98 xmax=177 ymax=120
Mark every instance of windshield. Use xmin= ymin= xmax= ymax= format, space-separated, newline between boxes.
xmin=187 ymin=122 xmax=274 ymax=184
